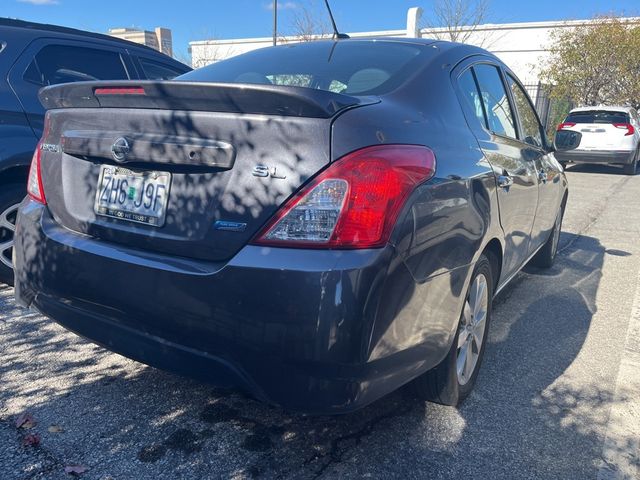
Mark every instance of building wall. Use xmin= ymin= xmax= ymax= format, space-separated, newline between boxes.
xmin=108 ymin=27 xmax=173 ymax=57
xmin=155 ymin=27 xmax=173 ymax=57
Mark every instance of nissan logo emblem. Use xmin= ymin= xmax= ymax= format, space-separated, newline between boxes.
xmin=111 ymin=137 xmax=130 ymax=162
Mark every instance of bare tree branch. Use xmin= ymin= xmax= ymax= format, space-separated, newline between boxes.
xmin=189 ymin=30 xmax=238 ymax=67
xmin=421 ymin=0 xmax=495 ymax=46
xmin=284 ymin=0 xmax=331 ymax=42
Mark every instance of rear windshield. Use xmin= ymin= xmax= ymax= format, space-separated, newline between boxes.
xmin=565 ymin=111 xmax=630 ymax=124
xmin=178 ymin=41 xmax=427 ymax=96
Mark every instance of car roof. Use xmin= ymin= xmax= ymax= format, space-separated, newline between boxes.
xmin=570 ymin=105 xmax=634 ymax=114
xmin=0 ymin=17 xmax=168 ymax=57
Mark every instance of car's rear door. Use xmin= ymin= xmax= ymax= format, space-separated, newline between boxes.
xmin=7 ymin=38 xmax=134 ymax=135
xmin=454 ymin=60 xmax=539 ymax=278
xmin=504 ymin=72 xmax=563 ymax=249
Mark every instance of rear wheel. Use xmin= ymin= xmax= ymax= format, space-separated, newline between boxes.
xmin=412 ymin=255 xmax=493 ymax=406
xmin=530 ymin=207 xmax=563 ymax=269
xmin=0 ymin=183 xmax=25 ymax=285
xmin=624 ymin=152 xmax=638 ymax=175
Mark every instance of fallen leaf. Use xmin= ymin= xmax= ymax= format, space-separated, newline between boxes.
xmin=64 ymin=465 xmax=88 ymax=476
xmin=48 ymin=425 xmax=64 ymax=433
xmin=22 ymin=433 xmax=41 ymax=447
xmin=15 ymin=412 xmax=37 ymax=429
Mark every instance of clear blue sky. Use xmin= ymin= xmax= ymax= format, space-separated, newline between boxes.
xmin=4 ymin=0 xmax=639 ymax=62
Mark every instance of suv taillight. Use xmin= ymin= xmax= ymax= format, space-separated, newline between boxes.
xmin=613 ymin=123 xmax=635 ymax=136
xmin=27 ymin=145 xmax=46 ymax=205
xmin=27 ymin=114 xmax=49 ymax=205
xmin=251 ymin=145 xmax=436 ymax=249
xmin=557 ymin=122 xmax=576 ymax=131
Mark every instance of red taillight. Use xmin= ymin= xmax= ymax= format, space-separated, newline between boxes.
xmin=94 ymin=87 xmax=145 ymax=95
xmin=27 ymin=114 xmax=50 ymax=204
xmin=27 ymin=144 xmax=46 ymax=204
xmin=557 ymin=122 xmax=576 ymax=131
xmin=251 ymin=145 xmax=436 ymax=249
xmin=613 ymin=123 xmax=635 ymax=136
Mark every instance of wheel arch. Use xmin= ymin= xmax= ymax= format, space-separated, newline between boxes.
xmin=0 ymin=164 xmax=29 ymax=186
xmin=561 ymin=189 xmax=569 ymax=212
xmin=481 ymin=237 xmax=503 ymax=292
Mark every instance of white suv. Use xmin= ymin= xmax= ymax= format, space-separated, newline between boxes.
xmin=555 ymin=106 xmax=640 ymax=175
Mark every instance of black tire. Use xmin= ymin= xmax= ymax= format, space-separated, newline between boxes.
xmin=530 ymin=207 xmax=563 ymax=269
xmin=623 ymin=157 xmax=637 ymax=175
xmin=412 ymin=254 xmax=493 ymax=407
xmin=0 ymin=183 xmax=26 ymax=286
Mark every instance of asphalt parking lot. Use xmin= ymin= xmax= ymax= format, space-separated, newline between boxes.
xmin=1 ymin=163 xmax=639 ymax=480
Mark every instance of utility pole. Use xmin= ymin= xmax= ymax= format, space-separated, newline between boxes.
xmin=272 ymin=0 xmax=278 ymax=46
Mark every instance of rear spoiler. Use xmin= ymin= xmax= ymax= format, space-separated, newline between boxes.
xmin=38 ymin=80 xmax=376 ymax=118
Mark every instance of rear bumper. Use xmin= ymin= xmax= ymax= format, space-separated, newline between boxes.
xmin=555 ymin=149 xmax=635 ymax=165
xmin=14 ymin=200 xmax=455 ymax=413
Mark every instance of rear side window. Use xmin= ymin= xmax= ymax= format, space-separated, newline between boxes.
xmin=472 ymin=64 xmax=517 ymax=139
xmin=139 ymin=58 xmax=185 ymax=80
xmin=178 ymin=41 xmax=427 ymax=96
xmin=23 ymin=45 xmax=128 ymax=86
xmin=565 ymin=111 xmax=630 ymax=124
xmin=506 ymin=75 xmax=543 ymax=148
xmin=458 ymin=69 xmax=486 ymax=127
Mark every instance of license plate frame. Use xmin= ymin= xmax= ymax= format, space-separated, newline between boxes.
xmin=94 ymin=165 xmax=171 ymax=227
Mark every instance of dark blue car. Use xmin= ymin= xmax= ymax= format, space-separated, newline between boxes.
xmin=14 ymin=39 xmax=572 ymax=413
xmin=0 ymin=18 xmax=190 ymax=284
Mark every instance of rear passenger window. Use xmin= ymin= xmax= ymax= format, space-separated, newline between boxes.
xmin=506 ymin=75 xmax=543 ymax=148
xmin=473 ymin=64 xmax=517 ymax=139
xmin=565 ymin=111 xmax=630 ymax=124
xmin=139 ymin=58 xmax=185 ymax=80
xmin=458 ymin=69 xmax=486 ymax=128
xmin=23 ymin=45 xmax=128 ymax=86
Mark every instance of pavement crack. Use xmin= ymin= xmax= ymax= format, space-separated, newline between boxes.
xmin=0 ymin=417 xmax=65 ymax=480
xmin=308 ymin=403 xmax=414 ymax=479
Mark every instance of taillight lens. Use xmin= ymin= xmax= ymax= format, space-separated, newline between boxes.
xmin=27 ymin=113 xmax=50 ymax=205
xmin=252 ymin=145 xmax=436 ymax=249
xmin=557 ymin=122 xmax=576 ymax=131
xmin=613 ymin=123 xmax=635 ymax=136
xmin=27 ymin=144 xmax=46 ymax=204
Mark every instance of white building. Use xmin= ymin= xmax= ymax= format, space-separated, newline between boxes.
xmin=109 ymin=27 xmax=173 ymax=57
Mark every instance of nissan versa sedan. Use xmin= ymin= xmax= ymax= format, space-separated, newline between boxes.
xmin=14 ymin=39 xmax=571 ymax=413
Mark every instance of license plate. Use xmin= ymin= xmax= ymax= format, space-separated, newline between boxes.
xmin=94 ymin=165 xmax=171 ymax=227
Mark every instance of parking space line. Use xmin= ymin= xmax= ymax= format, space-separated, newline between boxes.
xmin=597 ymin=267 xmax=640 ymax=480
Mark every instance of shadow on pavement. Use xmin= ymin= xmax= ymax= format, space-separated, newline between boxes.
xmin=0 ymin=233 xmax=634 ymax=480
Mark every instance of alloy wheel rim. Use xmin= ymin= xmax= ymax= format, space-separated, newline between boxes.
xmin=456 ymin=273 xmax=489 ymax=386
xmin=0 ymin=203 xmax=19 ymax=269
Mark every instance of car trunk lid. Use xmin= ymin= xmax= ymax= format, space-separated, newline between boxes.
xmin=38 ymin=81 xmax=376 ymax=261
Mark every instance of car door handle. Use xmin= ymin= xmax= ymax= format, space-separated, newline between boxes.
xmin=497 ymin=174 xmax=513 ymax=189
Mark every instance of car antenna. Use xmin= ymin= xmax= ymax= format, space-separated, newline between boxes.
xmin=324 ymin=0 xmax=349 ymax=40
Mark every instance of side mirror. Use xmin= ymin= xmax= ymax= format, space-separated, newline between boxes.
xmin=554 ymin=130 xmax=582 ymax=151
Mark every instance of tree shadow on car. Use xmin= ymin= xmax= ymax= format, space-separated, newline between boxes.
xmin=2 ymin=231 xmax=632 ymax=479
